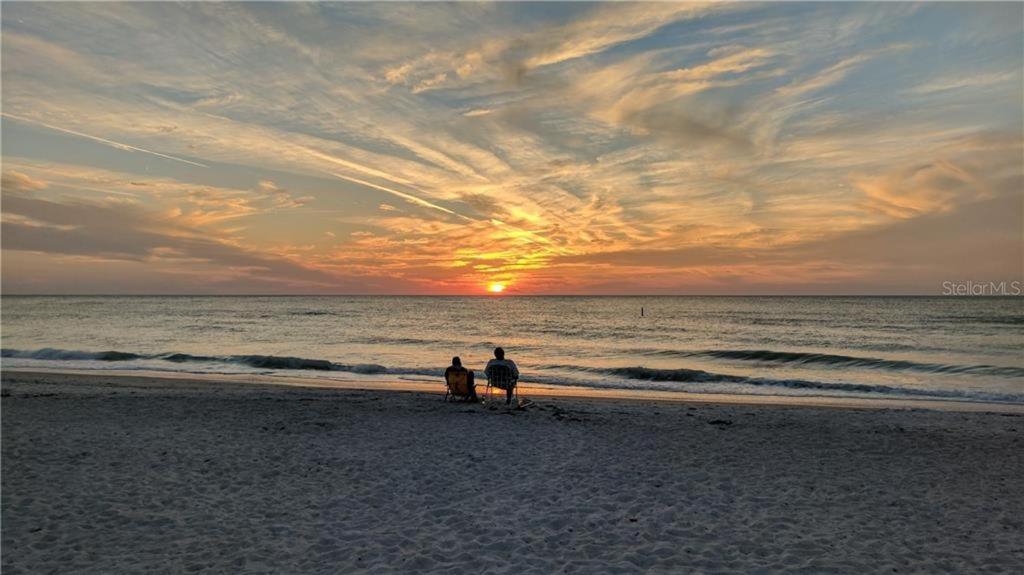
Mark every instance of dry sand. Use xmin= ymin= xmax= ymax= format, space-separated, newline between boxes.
xmin=2 ymin=370 xmax=1023 ymax=573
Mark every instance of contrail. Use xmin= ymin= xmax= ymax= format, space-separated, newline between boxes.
xmin=1 ymin=112 xmax=209 ymax=168
xmin=328 ymin=170 xmax=563 ymax=251
xmin=328 ymin=171 xmax=471 ymax=221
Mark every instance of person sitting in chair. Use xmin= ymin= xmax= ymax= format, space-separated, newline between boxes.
xmin=444 ymin=356 xmax=478 ymax=402
xmin=484 ymin=347 xmax=519 ymax=405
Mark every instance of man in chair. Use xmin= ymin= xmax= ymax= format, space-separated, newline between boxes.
xmin=484 ymin=347 xmax=519 ymax=405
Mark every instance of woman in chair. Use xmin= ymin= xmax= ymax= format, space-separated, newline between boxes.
xmin=444 ymin=356 xmax=478 ymax=402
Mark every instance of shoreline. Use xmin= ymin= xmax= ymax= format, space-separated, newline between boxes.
xmin=3 ymin=367 xmax=1023 ymax=414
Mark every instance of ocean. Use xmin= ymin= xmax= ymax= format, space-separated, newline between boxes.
xmin=2 ymin=296 xmax=1022 ymax=404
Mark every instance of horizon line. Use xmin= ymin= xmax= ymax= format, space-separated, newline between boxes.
xmin=1 ymin=293 xmax=1011 ymax=298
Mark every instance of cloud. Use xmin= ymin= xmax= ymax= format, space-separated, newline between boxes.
xmin=381 ymin=2 xmax=740 ymax=94
xmin=569 ymin=47 xmax=777 ymax=152
xmin=1 ymin=170 xmax=48 ymax=193
xmin=1 ymin=160 xmax=313 ymax=228
xmin=854 ymin=133 xmax=1023 ymax=218
xmin=549 ymin=192 xmax=1022 ymax=293
xmin=907 ymin=70 xmax=1019 ymax=95
xmin=521 ymin=3 xmax=733 ymax=70
xmin=256 ymin=180 xmax=313 ymax=209
xmin=2 ymin=194 xmax=342 ymax=289
xmin=774 ymin=53 xmax=875 ymax=100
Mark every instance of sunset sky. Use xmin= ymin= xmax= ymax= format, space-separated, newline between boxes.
xmin=2 ymin=2 xmax=1021 ymax=295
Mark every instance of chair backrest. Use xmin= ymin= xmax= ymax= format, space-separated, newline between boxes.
xmin=446 ymin=369 xmax=469 ymax=396
xmin=487 ymin=364 xmax=516 ymax=390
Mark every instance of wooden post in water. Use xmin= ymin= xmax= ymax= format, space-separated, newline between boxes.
xmin=641 ymin=306 xmax=644 ymax=317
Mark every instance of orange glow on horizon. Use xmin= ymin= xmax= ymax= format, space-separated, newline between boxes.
xmin=487 ymin=282 xmax=506 ymax=294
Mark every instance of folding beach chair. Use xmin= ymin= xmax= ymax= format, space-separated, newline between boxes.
xmin=485 ymin=364 xmax=519 ymax=405
xmin=444 ymin=369 xmax=473 ymax=402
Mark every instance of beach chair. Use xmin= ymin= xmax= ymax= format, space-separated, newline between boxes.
xmin=485 ymin=364 xmax=518 ymax=405
xmin=444 ymin=369 xmax=473 ymax=402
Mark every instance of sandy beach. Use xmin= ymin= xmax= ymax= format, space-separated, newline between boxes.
xmin=3 ymin=370 xmax=1023 ymax=573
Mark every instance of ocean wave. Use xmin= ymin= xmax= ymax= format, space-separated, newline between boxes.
xmin=539 ymin=363 xmax=1024 ymax=403
xmin=335 ymin=362 xmax=389 ymax=375
xmin=1 ymin=348 xmax=143 ymax=361
xmin=5 ymin=347 xmax=1023 ymax=404
xmin=351 ymin=337 xmax=542 ymax=355
xmin=928 ymin=314 xmax=1024 ymax=326
xmin=161 ymin=353 xmax=218 ymax=363
xmin=2 ymin=348 xmax=385 ymax=375
xmin=633 ymin=348 xmax=1024 ymax=378
xmin=605 ymin=366 xmax=746 ymax=383
xmin=354 ymin=336 xmax=448 ymax=346
xmin=234 ymin=355 xmax=334 ymax=370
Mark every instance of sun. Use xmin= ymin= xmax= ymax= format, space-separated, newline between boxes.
xmin=487 ymin=282 xmax=506 ymax=294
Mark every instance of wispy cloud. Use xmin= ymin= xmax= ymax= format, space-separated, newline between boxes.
xmin=2 ymin=2 xmax=1021 ymax=293
xmin=907 ymin=70 xmax=1019 ymax=95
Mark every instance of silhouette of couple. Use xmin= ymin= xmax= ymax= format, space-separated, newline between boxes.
xmin=444 ymin=347 xmax=519 ymax=405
